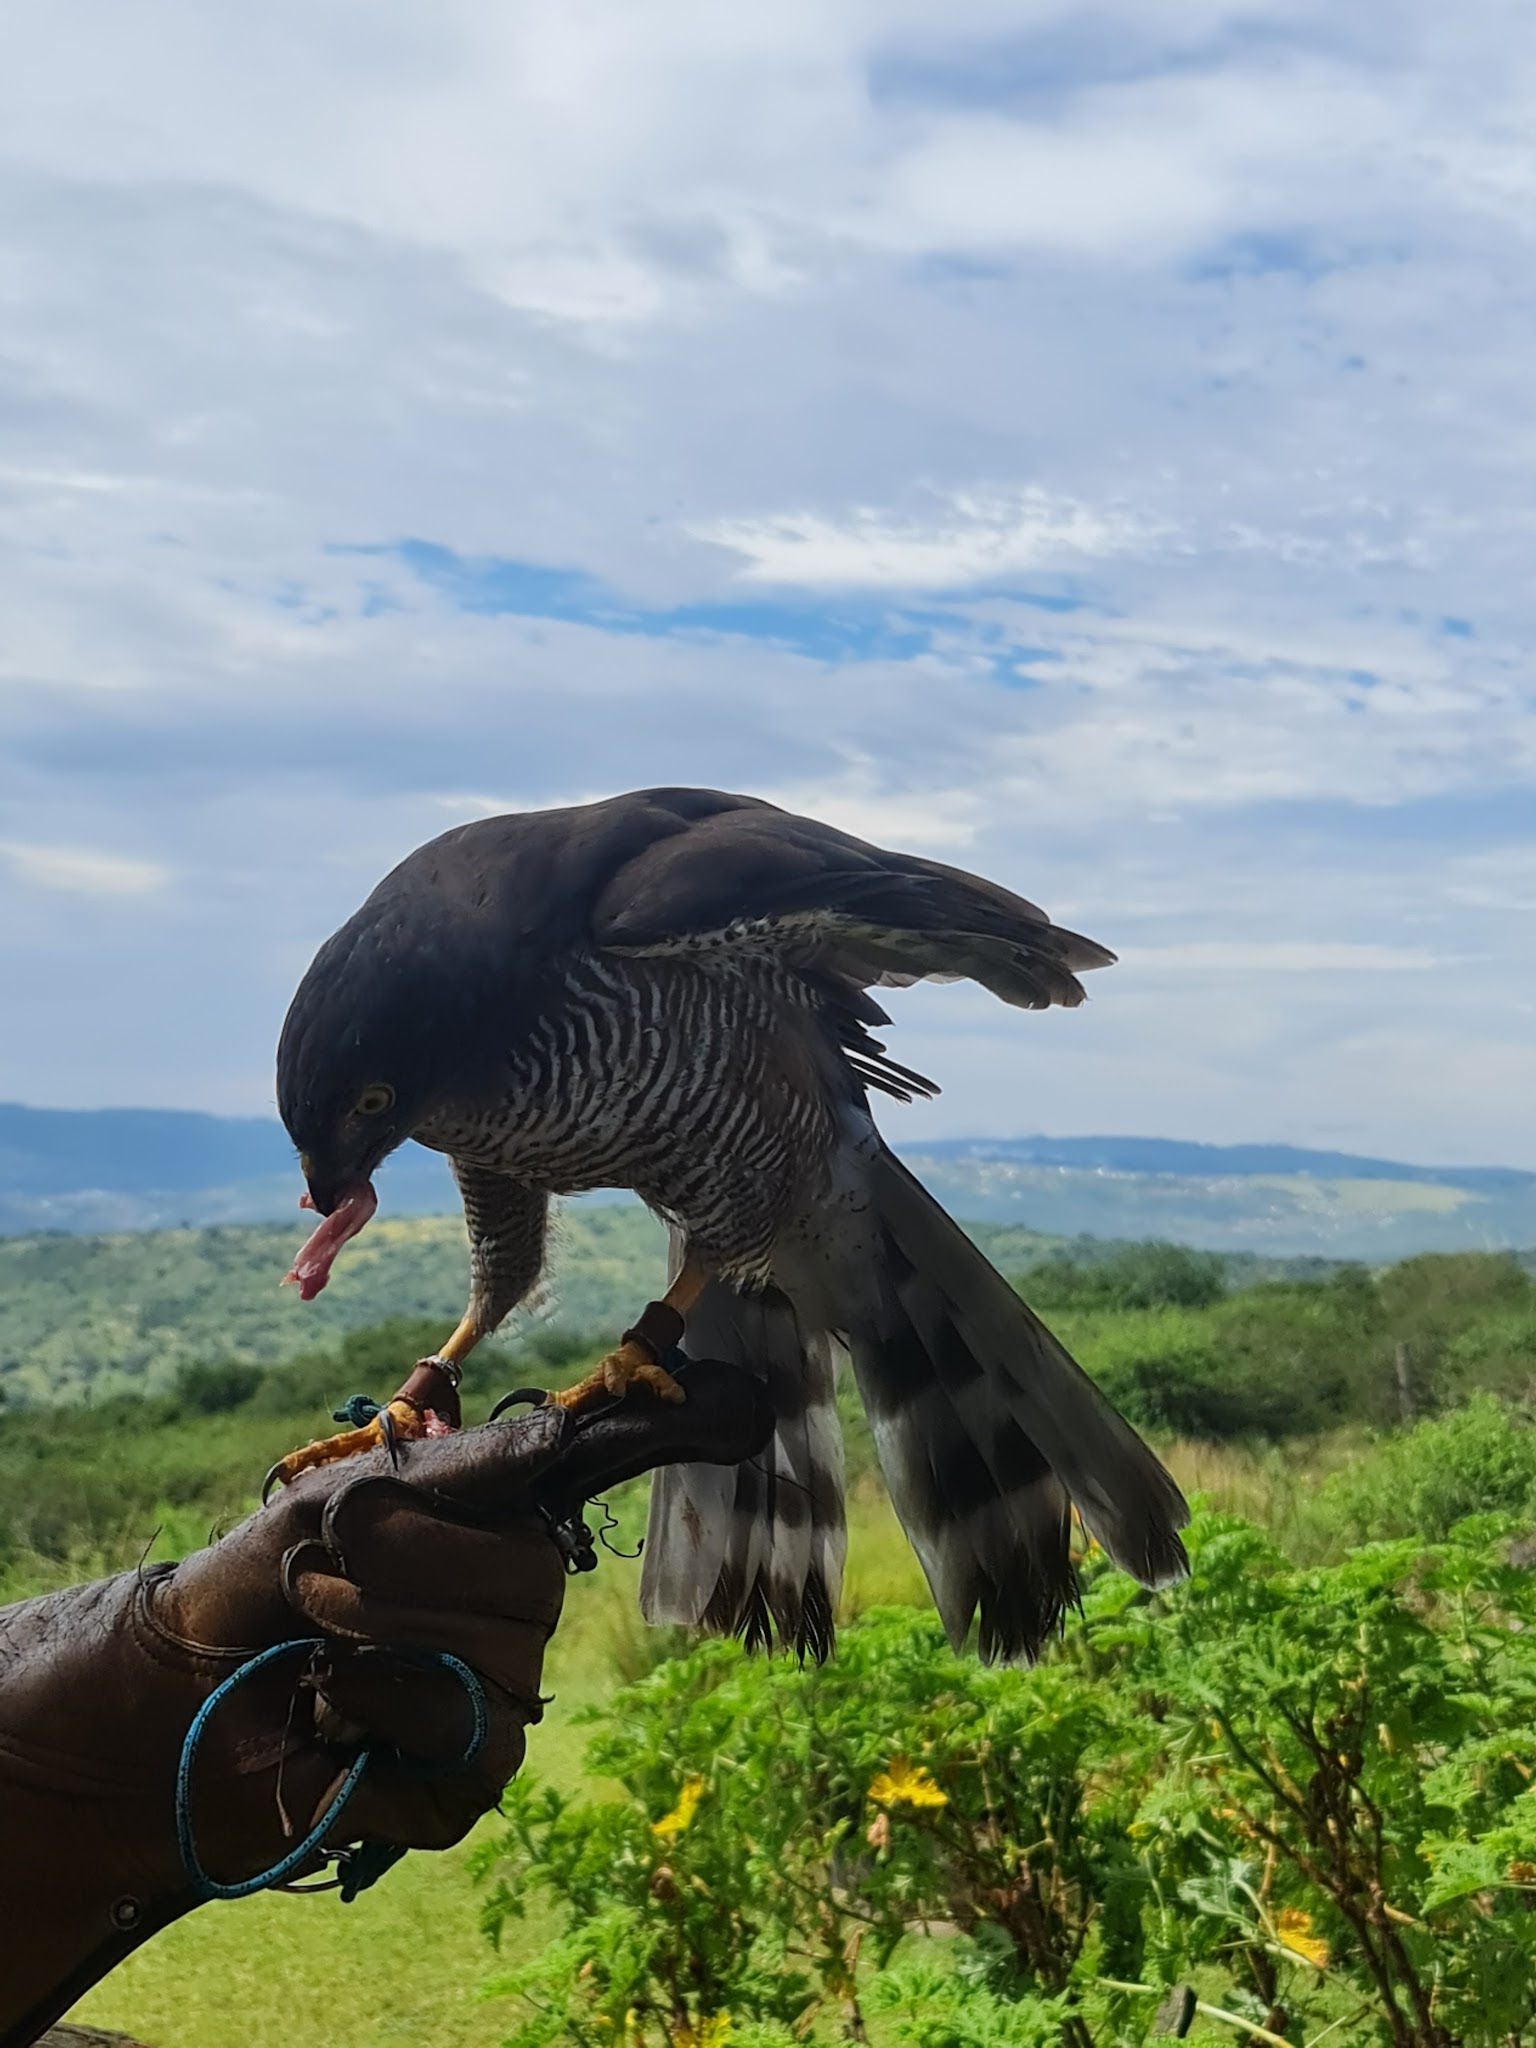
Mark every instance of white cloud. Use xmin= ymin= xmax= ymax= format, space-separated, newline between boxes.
xmin=0 ymin=840 xmax=169 ymax=896
xmin=752 ymin=770 xmax=985 ymax=852
xmin=0 ymin=0 xmax=1535 ymax=1167
xmin=0 ymin=2 xmax=1510 ymax=330
xmin=699 ymin=487 xmax=1155 ymax=588
xmin=1442 ymin=847 xmax=1536 ymax=915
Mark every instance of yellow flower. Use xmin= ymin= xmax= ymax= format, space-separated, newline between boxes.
xmin=1276 ymin=1907 xmax=1330 ymax=1971
xmin=675 ymin=2016 xmax=732 ymax=2048
xmin=868 ymin=1757 xmax=948 ymax=1809
xmin=652 ymin=1775 xmax=707 ymax=1840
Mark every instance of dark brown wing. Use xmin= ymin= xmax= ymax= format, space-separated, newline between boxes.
xmin=589 ymin=787 xmax=1114 ymax=1013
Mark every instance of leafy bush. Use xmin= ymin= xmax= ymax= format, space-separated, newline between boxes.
xmin=1373 ymin=1255 xmax=1535 ymax=1414
xmin=1441 ymin=1302 xmax=1536 ymax=1406
xmin=1082 ymin=1310 xmax=1306 ymax=1439
xmin=174 ymin=1358 xmax=262 ymax=1414
xmin=477 ymin=1512 xmax=1536 ymax=2048
xmin=1040 ymin=1255 xmax=1536 ymax=1443
xmin=1376 ymin=1251 xmax=1530 ymax=1334
xmin=1023 ymin=1242 xmax=1227 ymax=1314
xmin=1319 ymin=1394 xmax=1536 ymax=1546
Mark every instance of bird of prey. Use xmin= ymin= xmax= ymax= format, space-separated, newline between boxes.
xmin=274 ymin=787 xmax=1188 ymax=1660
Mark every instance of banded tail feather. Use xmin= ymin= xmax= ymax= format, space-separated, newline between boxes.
xmin=639 ymin=1272 xmax=846 ymax=1661
xmin=640 ymin=1134 xmax=1186 ymax=1664
xmin=847 ymin=1142 xmax=1190 ymax=1661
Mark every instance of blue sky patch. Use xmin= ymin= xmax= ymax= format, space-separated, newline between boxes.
xmin=363 ymin=539 xmax=951 ymax=663
xmin=360 ymin=541 xmax=1106 ymax=669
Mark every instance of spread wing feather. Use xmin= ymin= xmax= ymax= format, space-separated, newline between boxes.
xmin=588 ymin=790 xmax=1113 ymax=1015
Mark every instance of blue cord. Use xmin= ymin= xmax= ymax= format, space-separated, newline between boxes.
xmin=175 ymin=1637 xmax=489 ymax=1902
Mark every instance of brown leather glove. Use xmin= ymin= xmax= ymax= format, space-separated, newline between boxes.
xmin=0 ymin=1362 xmax=771 ymax=2047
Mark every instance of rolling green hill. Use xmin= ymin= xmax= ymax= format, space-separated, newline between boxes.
xmin=0 ymin=1205 xmax=669 ymax=1406
xmin=0 ymin=1205 xmax=1344 ymax=1410
xmin=0 ymin=1193 xmax=1445 ymax=1414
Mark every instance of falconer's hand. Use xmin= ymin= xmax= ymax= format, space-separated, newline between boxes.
xmin=0 ymin=1360 xmax=771 ymax=2047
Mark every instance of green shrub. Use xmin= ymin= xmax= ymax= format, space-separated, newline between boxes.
xmin=1083 ymin=1309 xmax=1303 ymax=1438
xmin=867 ymin=1956 xmax=1074 ymax=2048
xmin=1377 ymin=1250 xmax=1530 ymax=1331
xmin=1047 ymin=1259 xmax=1531 ymax=1442
xmin=477 ymin=1603 xmax=1149 ymax=2048
xmin=174 ymin=1358 xmax=262 ymax=1415
xmin=477 ymin=1514 xmax=1536 ymax=2048
xmin=1440 ymin=1303 xmax=1536 ymax=1406
xmin=1022 ymin=1241 xmax=1227 ymax=1313
xmin=1318 ymin=1394 xmax=1536 ymax=1545
xmin=1376 ymin=1255 xmax=1535 ymax=1413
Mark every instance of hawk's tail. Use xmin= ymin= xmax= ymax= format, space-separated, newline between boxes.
xmin=850 ymin=1142 xmax=1190 ymax=1661
xmin=639 ymin=1278 xmax=846 ymax=1660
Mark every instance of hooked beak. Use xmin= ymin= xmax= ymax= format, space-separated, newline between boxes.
xmin=298 ymin=1155 xmax=369 ymax=1219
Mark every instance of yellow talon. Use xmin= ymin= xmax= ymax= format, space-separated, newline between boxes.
xmin=266 ymin=1398 xmax=432 ymax=1489
xmin=552 ymin=1341 xmax=686 ymax=1414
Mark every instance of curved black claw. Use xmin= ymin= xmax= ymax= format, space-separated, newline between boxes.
xmin=376 ymin=1401 xmax=403 ymax=1474
xmin=487 ymin=1386 xmax=553 ymax=1422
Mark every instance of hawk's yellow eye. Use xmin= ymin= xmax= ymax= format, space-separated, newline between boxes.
xmin=355 ymin=1084 xmax=395 ymax=1117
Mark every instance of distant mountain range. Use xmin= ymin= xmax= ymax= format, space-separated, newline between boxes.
xmin=0 ymin=1101 xmax=458 ymax=1234
xmin=913 ymin=1134 xmax=1536 ymax=1195
xmin=2 ymin=1102 xmax=1533 ymax=1261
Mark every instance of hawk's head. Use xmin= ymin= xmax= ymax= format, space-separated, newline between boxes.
xmin=274 ymin=822 xmax=553 ymax=1294
xmin=276 ymin=906 xmax=479 ymax=1298
xmin=276 ymin=918 xmax=437 ymax=1216
xmin=277 ymin=834 xmax=527 ymax=1216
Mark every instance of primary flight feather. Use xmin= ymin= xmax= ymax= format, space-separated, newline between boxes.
xmin=275 ymin=786 xmax=1188 ymax=1660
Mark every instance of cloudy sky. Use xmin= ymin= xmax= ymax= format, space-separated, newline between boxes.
xmin=2 ymin=1 xmax=1533 ymax=1164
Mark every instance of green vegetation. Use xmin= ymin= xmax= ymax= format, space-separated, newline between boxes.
xmin=11 ymin=1244 xmax=1536 ymax=1601
xmin=0 ymin=1209 xmax=1331 ymax=1410
xmin=480 ymin=1514 xmax=1536 ymax=2048
xmin=8 ymin=1234 xmax=1536 ymax=2045
xmin=0 ymin=1204 xmax=670 ymax=1405
xmin=1040 ymin=1247 xmax=1536 ymax=1442
xmin=0 ymin=1316 xmax=596 ymax=1600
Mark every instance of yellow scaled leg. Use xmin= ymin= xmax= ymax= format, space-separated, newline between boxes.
xmin=266 ymin=1398 xmax=433 ymax=1489
xmin=265 ymin=1313 xmax=485 ymax=1492
xmin=551 ymin=1262 xmax=709 ymax=1413
xmin=552 ymin=1340 xmax=687 ymax=1413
